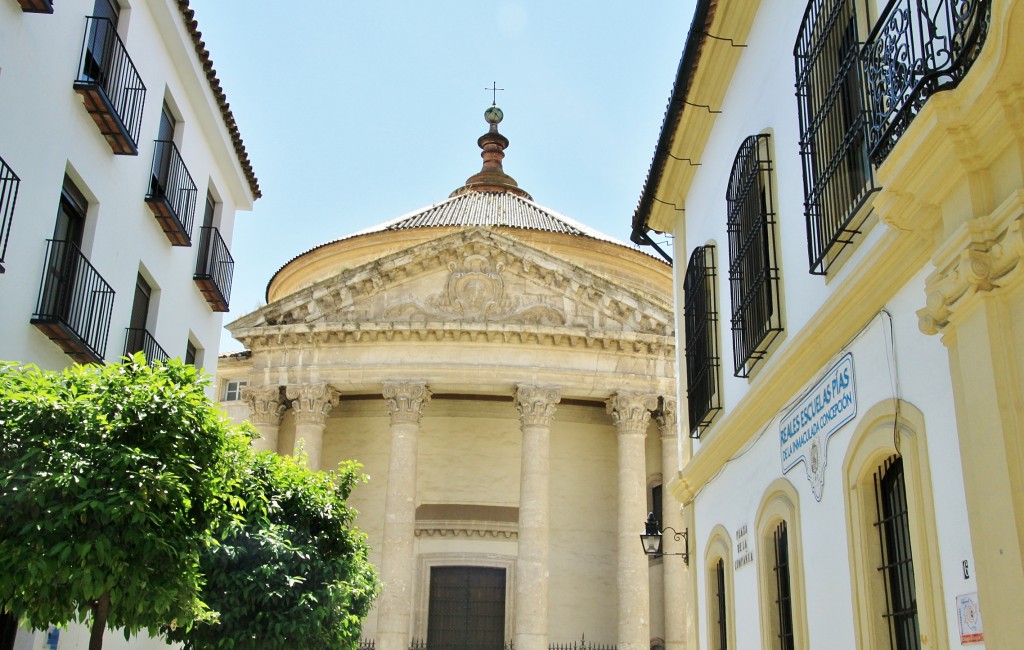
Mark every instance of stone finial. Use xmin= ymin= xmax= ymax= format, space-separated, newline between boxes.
xmin=514 ymin=384 xmax=562 ymax=428
xmin=285 ymin=384 xmax=340 ymax=426
xmin=241 ymin=385 xmax=286 ymax=428
xmin=606 ymin=391 xmax=658 ymax=435
xmin=383 ymin=381 xmax=431 ymax=425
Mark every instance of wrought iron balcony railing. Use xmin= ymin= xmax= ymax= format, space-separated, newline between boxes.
xmin=124 ymin=328 xmax=169 ymax=365
xmin=863 ymin=0 xmax=992 ymax=164
xmin=0 ymin=155 xmax=20 ymax=273
xmin=31 ymin=239 xmax=115 ymax=364
xmin=16 ymin=0 xmax=53 ymax=13
xmin=145 ymin=140 xmax=197 ymax=246
xmin=73 ymin=16 xmax=146 ymax=156
xmin=193 ymin=226 xmax=234 ymax=312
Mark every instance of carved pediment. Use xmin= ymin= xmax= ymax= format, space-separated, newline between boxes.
xmin=229 ymin=228 xmax=673 ymax=337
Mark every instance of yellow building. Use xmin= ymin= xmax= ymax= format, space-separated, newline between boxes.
xmin=632 ymin=0 xmax=1022 ymax=647
xmin=220 ymin=108 xmax=684 ymax=650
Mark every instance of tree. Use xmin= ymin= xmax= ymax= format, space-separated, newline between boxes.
xmin=167 ymin=449 xmax=380 ymax=650
xmin=0 ymin=355 xmax=241 ymax=650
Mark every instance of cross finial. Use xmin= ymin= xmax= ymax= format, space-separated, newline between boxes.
xmin=485 ymin=81 xmax=504 ymax=106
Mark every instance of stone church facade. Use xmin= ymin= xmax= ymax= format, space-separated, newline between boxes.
xmin=219 ymin=109 xmax=684 ymax=650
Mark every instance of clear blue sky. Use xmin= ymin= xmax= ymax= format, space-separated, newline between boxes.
xmin=187 ymin=2 xmax=696 ymax=353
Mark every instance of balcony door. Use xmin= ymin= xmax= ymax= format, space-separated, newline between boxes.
xmin=151 ymin=103 xmax=176 ymax=198
xmin=427 ymin=567 xmax=506 ymax=650
xmin=126 ymin=273 xmax=151 ymax=355
xmin=83 ymin=0 xmax=120 ymax=84
xmin=40 ymin=178 xmax=87 ymax=320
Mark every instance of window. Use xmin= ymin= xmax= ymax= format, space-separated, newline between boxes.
xmin=844 ymin=400 xmax=947 ymax=649
xmin=684 ymin=245 xmax=721 ymax=437
xmin=224 ymin=379 xmax=248 ymax=402
xmin=757 ymin=480 xmax=806 ymax=650
xmin=0 ymin=155 xmax=21 ymax=273
xmin=713 ymin=559 xmax=728 ymax=650
xmin=124 ymin=272 xmax=168 ymax=364
xmin=874 ymin=457 xmax=919 ymax=650
xmin=705 ymin=527 xmax=734 ymax=650
xmin=185 ymin=338 xmax=198 ymax=366
xmin=726 ymin=134 xmax=782 ymax=378
xmin=794 ymin=0 xmax=879 ymax=275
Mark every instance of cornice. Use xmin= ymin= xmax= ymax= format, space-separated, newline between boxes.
xmin=414 ymin=521 xmax=518 ymax=540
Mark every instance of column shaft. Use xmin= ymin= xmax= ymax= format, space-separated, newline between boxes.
xmin=377 ymin=382 xmax=430 ymax=650
xmin=607 ymin=392 xmax=657 ymax=650
xmin=513 ymin=385 xmax=560 ymax=650
xmin=657 ymin=399 xmax=689 ymax=650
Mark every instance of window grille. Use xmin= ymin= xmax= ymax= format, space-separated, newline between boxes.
xmin=873 ymin=456 xmax=920 ymax=650
xmin=714 ymin=558 xmax=729 ymax=650
xmin=795 ymin=0 xmax=879 ymax=275
xmin=727 ymin=134 xmax=782 ymax=378
xmin=684 ymin=245 xmax=721 ymax=437
xmin=0 ymin=155 xmax=20 ymax=273
xmin=772 ymin=521 xmax=795 ymax=650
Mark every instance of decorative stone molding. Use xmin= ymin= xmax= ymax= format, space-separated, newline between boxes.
xmin=383 ymin=381 xmax=431 ymax=425
xmin=655 ymin=397 xmax=678 ymax=438
xmin=606 ymin=391 xmax=658 ymax=435
xmin=415 ymin=524 xmax=518 ymax=539
xmin=240 ymin=385 xmax=285 ymax=427
xmin=514 ymin=384 xmax=561 ymax=428
xmin=918 ymin=196 xmax=1024 ymax=335
xmin=285 ymin=383 xmax=340 ymax=426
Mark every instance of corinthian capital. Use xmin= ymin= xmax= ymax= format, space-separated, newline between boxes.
xmin=240 ymin=385 xmax=286 ymax=428
xmin=655 ymin=397 xmax=678 ymax=437
xmin=514 ymin=384 xmax=561 ymax=428
xmin=383 ymin=381 xmax=431 ymax=425
xmin=606 ymin=391 xmax=658 ymax=435
xmin=286 ymin=384 xmax=340 ymax=426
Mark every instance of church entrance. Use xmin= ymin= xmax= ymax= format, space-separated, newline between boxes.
xmin=427 ymin=566 xmax=506 ymax=650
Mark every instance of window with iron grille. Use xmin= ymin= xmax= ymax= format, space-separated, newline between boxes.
xmin=874 ymin=456 xmax=920 ymax=650
xmin=727 ymin=134 xmax=782 ymax=378
xmin=714 ymin=558 xmax=729 ymax=650
xmin=795 ymin=0 xmax=879 ymax=275
xmin=0 ymin=155 xmax=20 ymax=273
xmin=684 ymin=245 xmax=721 ymax=437
xmin=772 ymin=521 xmax=796 ymax=650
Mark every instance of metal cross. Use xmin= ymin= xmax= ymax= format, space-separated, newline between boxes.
xmin=485 ymin=81 xmax=504 ymax=106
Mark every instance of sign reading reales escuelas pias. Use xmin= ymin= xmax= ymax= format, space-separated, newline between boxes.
xmin=780 ymin=353 xmax=856 ymax=501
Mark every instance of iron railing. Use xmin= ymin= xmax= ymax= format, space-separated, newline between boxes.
xmin=726 ymin=134 xmax=782 ymax=378
xmin=357 ymin=640 xmax=375 ymax=650
xmin=74 ymin=16 xmax=146 ymax=155
xmin=794 ymin=0 xmax=879 ymax=275
xmin=124 ymin=328 xmax=169 ymax=365
xmin=0 ymin=155 xmax=20 ymax=273
xmin=863 ymin=0 xmax=991 ymax=164
xmin=398 ymin=640 xmax=613 ymax=650
xmin=31 ymin=239 xmax=115 ymax=363
xmin=194 ymin=226 xmax=234 ymax=311
xmin=146 ymin=139 xmax=196 ymax=246
xmin=684 ymin=245 xmax=721 ymax=438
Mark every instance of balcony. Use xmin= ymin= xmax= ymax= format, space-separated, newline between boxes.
xmin=194 ymin=226 xmax=234 ymax=311
xmin=145 ymin=140 xmax=197 ymax=246
xmin=124 ymin=328 xmax=169 ymax=365
xmin=863 ymin=0 xmax=991 ymax=164
xmin=0 ymin=155 xmax=20 ymax=273
xmin=31 ymin=239 xmax=115 ymax=364
xmin=73 ymin=16 xmax=146 ymax=156
xmin=16 ymin=0 xmax=53 ymax=13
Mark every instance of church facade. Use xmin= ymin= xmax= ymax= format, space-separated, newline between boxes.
xmin=220 ymin=109 xmax=683 ymax=650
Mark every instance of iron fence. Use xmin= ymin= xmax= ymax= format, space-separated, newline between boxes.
xmin=0 ymin=155 xmax=20 ymax=273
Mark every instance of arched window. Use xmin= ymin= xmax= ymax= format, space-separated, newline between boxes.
xmin=756 ymin=479 xmax=807 ymax=650
xmin=705 ymin=527 xmax=734 ymax=650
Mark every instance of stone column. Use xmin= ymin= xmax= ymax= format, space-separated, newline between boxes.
xmin=240 ymin=385 xmax=285 ymax=453
xmin=656 ymin=399 xmax=689 ymax=650
xmin=607 ymin=391 xmax=658 ymax=650
xmin=377 ymin=381 xmax=431 ymax=650
xmin=513 ymin=384 xmax=561 ymax=650
xmin=285 ymin=383 xmax=339 ymax=472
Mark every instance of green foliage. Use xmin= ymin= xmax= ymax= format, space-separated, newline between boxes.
xmin=167 ymin=450 xmax=380 ymax=650
xmin=0 ymin=355 xmax=243 ymax=645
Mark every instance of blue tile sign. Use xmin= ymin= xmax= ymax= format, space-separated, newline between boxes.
xmin=780 ymin=353 xmax=856 ymax=501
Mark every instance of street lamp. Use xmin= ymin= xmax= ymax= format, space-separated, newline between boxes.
xmin=640 ymin=512 xmax=689 ymax=565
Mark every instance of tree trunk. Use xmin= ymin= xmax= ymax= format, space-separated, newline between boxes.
xmin=89 ymin=591 xmax=110 ymax=650
xmin=0 ymin=611 xmax=18 ymax=650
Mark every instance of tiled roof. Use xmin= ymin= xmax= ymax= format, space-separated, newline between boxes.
xmin=176 ymin=1 xmax=262 ymax=200
xmin=349 ymin=191 xmax=628 ymax=246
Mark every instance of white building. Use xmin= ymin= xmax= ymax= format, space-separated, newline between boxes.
xmin=0 ymin=0 xmax=259 ymax=648
xmin=632 ymin=0 xmax=1020 ymax=648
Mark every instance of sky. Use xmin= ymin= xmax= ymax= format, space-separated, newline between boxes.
xmin=186 ymin=2 xmax=697 ymax=353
